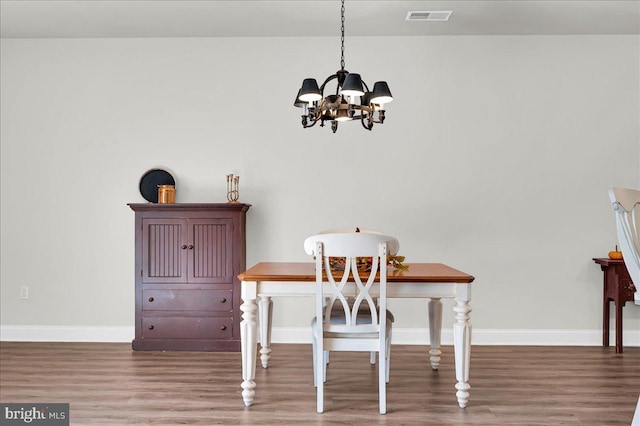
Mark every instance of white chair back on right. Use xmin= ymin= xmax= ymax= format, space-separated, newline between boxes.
xmin=609 ymin=187 xmax=640 ymax=304
xmin=304 ymin=231 xmax=399 ymax=414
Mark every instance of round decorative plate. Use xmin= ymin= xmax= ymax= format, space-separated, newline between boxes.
xmin=139 ymin=168 xmax=175 ymax=203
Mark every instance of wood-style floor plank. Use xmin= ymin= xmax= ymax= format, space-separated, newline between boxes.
xmin=1 ymin=343 xmax=638 ymax=425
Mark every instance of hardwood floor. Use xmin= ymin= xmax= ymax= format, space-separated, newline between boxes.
xmin=1 ymin=342 xmax=638 ymax=425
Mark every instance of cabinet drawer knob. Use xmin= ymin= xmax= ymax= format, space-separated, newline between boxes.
xmin=148 ymin=325 xmax=155 ymax=330
xmin=148 ymin=297 xmax=154 ymax=302
xmin=220 ymin=325 xmax=227 ymax=331
xmin=220 ymin=297 xmax=227 ymax=303
xmin=188 ymin=245 xmax=194 ymax=250
xmin=181 ymin=245 xmax=187 ymax=249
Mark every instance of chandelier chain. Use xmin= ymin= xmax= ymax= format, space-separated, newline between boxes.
xmin=340 ymin=0 xmax=345 ymax=70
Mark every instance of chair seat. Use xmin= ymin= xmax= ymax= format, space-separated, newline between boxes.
xmin=312 ymin=313 xmax=393 ymax=329
xmin=325 ymin=302 xmax=395 ymax=324
xmin=312 ymin=305 xmax=393 ymax=337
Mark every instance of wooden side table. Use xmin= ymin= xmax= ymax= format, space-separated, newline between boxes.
xmin=593 ymin=258 xmax=637 ymax=353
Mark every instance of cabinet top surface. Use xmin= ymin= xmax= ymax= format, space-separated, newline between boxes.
xmin=128 ymin=203 xmax=251 ymax=212
xmin=593 ymin=257 xmax=625 ymax=266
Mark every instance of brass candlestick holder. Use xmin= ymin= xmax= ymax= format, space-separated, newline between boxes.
xmin=226 ymin=174 xmax=240 ymax=203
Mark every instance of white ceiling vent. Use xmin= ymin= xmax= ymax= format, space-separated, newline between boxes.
xmin=405 ymin=11 xmax=453 ymax=22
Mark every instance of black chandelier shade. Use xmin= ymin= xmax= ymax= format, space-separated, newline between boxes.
xmin=341 ymin=73 xmax=364 ymax=96
xmin=299 ymin=79 xmax=322 ymax=102
xmin=294 ymin=0 xmax=393 ymax=133
xmin=371 ymin=81 xmax=393 ymax=105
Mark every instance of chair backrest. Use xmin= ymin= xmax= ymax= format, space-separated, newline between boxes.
xmin=608 ymin=187 xmax=640 ymax=303
xmin=309 ymin=228 xmax=399 ymax=255
xmin=304 ymin=232 xmax=400 ymax=334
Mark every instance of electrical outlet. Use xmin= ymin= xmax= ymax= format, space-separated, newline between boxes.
xmin=20 ymin=286 xmax=29 ymax=299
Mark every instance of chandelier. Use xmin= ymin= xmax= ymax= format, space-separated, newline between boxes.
xmin=294 ymin=0 xmax=393 ymax=133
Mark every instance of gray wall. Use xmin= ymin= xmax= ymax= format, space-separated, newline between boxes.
xmin=1 ymin=34 xmax=639 ymax=344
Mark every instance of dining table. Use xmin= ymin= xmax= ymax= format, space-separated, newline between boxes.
xmin=237 ymin=261 xmax=475 ymax=408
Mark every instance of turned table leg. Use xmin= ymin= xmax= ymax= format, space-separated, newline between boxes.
xmin=453 ymin=286 xmax=472 ymax=408
xmin=428 ymin=298 xmax=442 ymax=370
xmin=258 ymin=296 xmax=273 ymax=367
xmin=240 ymin=281 xmax=258 ymax=406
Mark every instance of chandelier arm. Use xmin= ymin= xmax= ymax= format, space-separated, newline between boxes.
xmin=360 ymin=114 xmax=373 ymax=131
xmin=350 ymin=105 xmax=371 ymax=113
xmin=307 ymin=107 xmax=323 ymax=125
xmin=319 ymin=74 xmax=338 ymax=93
xmin=304 ymin=118 xmax=320 ymax=128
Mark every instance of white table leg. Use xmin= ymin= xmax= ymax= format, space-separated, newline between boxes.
xmin=453 ymin=284 xmax=472 ymax=408
xmin=428 ymin=298 xmax=442 ymax=370
xmin=240 ymin=280 xmax=258 ymax=407
xmin=258 ymin=296 xmax=273 ymax=368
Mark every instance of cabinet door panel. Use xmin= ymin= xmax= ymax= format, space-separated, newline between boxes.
xmin=142 ymin=219 xmax=188 ymax=283
xmin=189 ymin=219 xmax=234 ymax=284
xmin=142 ymin=289 xmax=233 ymax=312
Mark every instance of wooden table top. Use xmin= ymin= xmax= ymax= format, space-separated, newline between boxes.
xmin=238 ymin=262 xmax=475 ymax=283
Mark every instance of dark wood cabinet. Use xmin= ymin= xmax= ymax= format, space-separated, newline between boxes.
xmin=129 ymin=203 xmax=250 ymax=351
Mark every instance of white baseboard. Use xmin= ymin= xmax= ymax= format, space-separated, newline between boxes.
xmin=0 ymin=326 xmax=134 ymax=343
xmin=4 ymin=325 xmax=637 ymax=347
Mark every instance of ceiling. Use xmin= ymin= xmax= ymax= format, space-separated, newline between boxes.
xmin=1 ymin=0 xmax=638 ymax=38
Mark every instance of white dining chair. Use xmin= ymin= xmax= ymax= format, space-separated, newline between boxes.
xmin=303 ymin=232 xmax=399 ymax=414
xmin=315 ymin=228 xmax=395 ymax=366
xmin=609 ymin=187 xmax=640 ymax=305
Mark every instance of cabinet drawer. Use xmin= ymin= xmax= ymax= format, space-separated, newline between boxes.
xmin=143 ymin=289 xmax=232 ymax=312
xmin=141 ymin=316 xmax=233 ymax=339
